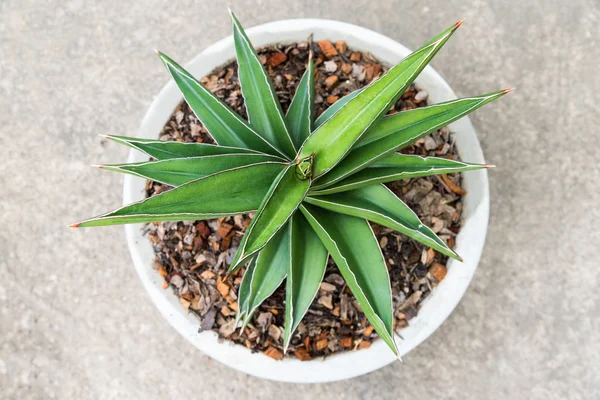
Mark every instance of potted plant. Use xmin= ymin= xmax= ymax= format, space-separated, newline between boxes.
xmin=72 ymin=11 xmax=510 ymax=382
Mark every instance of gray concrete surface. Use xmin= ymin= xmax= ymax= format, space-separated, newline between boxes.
xmin=1 ymin=0 xmax=599 ymax=398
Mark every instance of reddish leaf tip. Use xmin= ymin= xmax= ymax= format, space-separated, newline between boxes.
xmin=153 ymin=48 xmax=160 ymax=55
xmin=484 ymin=164 xmax=497 ymax=168
xmin=69 ymin=223 xmax=81 ymax=228
xmin=455 ymin=19 xmax=465 ymax=28
xmin=502 ymin=87 xmax=515 ymax=94
xmin=91 ymin=164 xmax=104 ymax=169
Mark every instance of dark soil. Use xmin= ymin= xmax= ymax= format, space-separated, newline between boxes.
xmin=145 ymin=39 xmax=464 ymax=361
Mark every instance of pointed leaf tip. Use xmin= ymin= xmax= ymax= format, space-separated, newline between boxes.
xmin=484 ymin=164 xmax=496 ymax=168
xmin=91 ymin=164 xmax=104 ymax=169
xmin=502 ymin=87 xmax=515 ymax=94
xmin=455 ymin=19 xmax=465 ymax=28
xmin=69 ymin=223 xmax=80 ymax=228
xmin=153 ymin=48 xmax=160 ymax=55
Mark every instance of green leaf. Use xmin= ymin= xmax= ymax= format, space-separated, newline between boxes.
xmin=71 ymin=163 xmax=285 ymax=227
xmin=305 ymin=184 xmax=460 ymax=261
xmin=240 ymin=224 xmax=291 ymax=328
xmin=299 ymin=204 xmax=398 ymax=355
xmin=105 ymin=135 xmax=272 ymax=161
xmin=313 ymin=89 xmax=362 ymax=128
xmin=97 ymin=154 xmax=284 ymax=187
xmin=283 ymin=212 xmax=328 ymax=352
xmin=236 ymin=257 xmax=257 ymax=322
xmin=230 ymin=11 xmax=297 ymax=158
xmin=297 ymin=22 xmax=461 ymax=178
xmin=313 ymin=90 xmax=510 ymax=189
xmin=157 ymin=51 xmax=286 ymax=158
xmin=310 ymin=154 xmax=489 ymax=195
xmin=285 ymin=58 xmax=315 ymax=149
xmin=228 ymin=164 xmax=311 ymax=273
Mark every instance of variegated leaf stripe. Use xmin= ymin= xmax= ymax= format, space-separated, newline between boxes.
xmin=240 ymin=222 xmax=291 ymax=330
xmin=158 ymin=51 xmax=289 ymax=159
xmin=230 ymin=11 xmax=297 ymax=158
xmin=104 ymin=135 xmax=283 ymax=161
xmin=297 ymin=22 xmax=460 ymax=179
xmin=299 ymin=204 xmax=398 ymax=356
xmin=70 ymin=162 xmax=285 ymax=228
xmin=283 ymin=212 xmax=328 ymax=352
xmin=96 ymin=154 xmax=285 ymax=187
xmin=313 ymin=88 xmax=362 ymax=129
xmin=285 ymin=58 xmax=315 ymax=149
xmin=227 ymin=164 xmax=311 ymax=274
xmin=312 ymin=89 xmax=509 ymax=190
xmin=236 ymin=257 xmax=257 ymax=324
xmin=305 ymin=184 xmax=460 ymax=260
xmin=309 ymin=154 xmax=488 ymax=195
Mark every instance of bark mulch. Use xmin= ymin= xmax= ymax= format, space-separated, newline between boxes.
xmin=144 ymin=39 xmax=465 ymax=361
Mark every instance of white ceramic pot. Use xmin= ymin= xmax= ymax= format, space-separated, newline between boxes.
xmin=124 ymin=18 xmax=489 ymax=383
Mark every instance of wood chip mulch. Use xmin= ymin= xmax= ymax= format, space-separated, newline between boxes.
xmin=144 ymin=39 xmax=464 ymax=360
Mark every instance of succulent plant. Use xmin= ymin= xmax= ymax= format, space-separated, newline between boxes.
xmin=72 ymin=11 xmax=510 ymax=356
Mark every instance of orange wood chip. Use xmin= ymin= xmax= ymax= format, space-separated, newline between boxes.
xmin=441 ymin=174 xmax=466 ymax=195
xmin=325 ymin=75 xmax=339 ymax=88
xmin=195 ymin=221 xmax=211 ymax=238
xmin=358 ymin=340 xmax=372 ymax=350
xmin=341 ymin=63 xmax=352 ymax=75
xmin=317 ymin=40 xmax=338 ymax=58
xmin=363 ymin=326 xmax=374 ymax=336
xmin=315 ymin=339 xmax=328 ymax=351
xmin=335 ymin=40 xmax=347 ymax=54
xmin=429 ymin=263 xmax=448 ymax=282
xmin=216 ymin=222 xmax=233 ymax=238
xmin=294 ymin=348 xmax=312 ymax=361
xmin=268 ymin=52 xmax=287 ymax=67
xmin=349 ymin=51 xmax=361 ymax=61
xmin=340 ymin=337 xmax=353 ymax=348
xmin=216 ymin=280 xmax=230 ymax=297
xmin=326 ymin=95 xmax=339 ymax=104
xmin=264 ymin=346 xmax=283 ymax=361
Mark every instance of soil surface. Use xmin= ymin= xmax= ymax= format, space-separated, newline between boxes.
xmin=145 ymin=39 xmax=465 ymax=360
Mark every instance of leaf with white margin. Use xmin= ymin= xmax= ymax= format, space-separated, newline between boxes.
xmin=297 ymin=22 xmax=461 ymax=178
xmin=310 ymin=154 xmax=489 ymax=195
xmin=299 ymin=204 xmax=398 ymax=356
xmin=283 ymin=212 xmax=328 ymax=352
xmin=240 ymin=224 xmax=290 ymax=329
xmin=96 ymin=154 xmax=284 ymax=187
xmin=104 ymin=135 xmax=274 ymax=161
xmin=230 ymin=11 xmax=297 ymax=158
xmin=305 ymin=183 xmax=461 ymax=261
xmin=71 ymin=163 xmax=285 ymax=227
xmin=157 ymin=51 xmax=287 ymax=158
xmin=227 ymin=164 xmax=310 ymax=274
xmin=312 ymin=89 xmax=511 ymax=189
xmin=285 ymin=58 xmax=315 ymax=148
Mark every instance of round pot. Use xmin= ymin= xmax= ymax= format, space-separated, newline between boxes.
xmin=124 ymin=18 xmax=490 ymax=383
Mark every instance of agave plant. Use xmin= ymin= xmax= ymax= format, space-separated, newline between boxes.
xmin=72 ymin=11 xmax=510 ymax=356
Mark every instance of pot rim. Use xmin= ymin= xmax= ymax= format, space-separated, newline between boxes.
xmin=124 ymin=17 xmax=490 ymax=383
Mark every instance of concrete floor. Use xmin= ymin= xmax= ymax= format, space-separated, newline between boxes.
xmin=1 ymin=0 xmax=599 ymax=398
